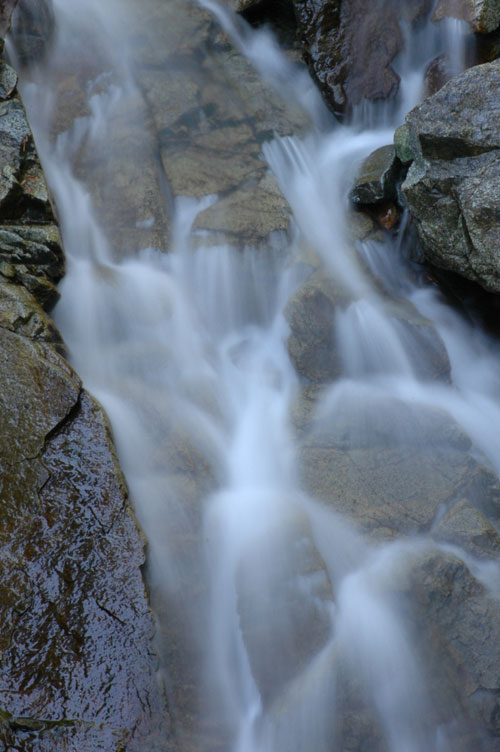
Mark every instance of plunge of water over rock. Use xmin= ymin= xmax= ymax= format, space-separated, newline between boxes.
xmin=5 ymin=0 xmax=500 ymax=750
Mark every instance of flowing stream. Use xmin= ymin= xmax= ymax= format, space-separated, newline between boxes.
xmin=11 ymin=1 xmax=500 ymax=751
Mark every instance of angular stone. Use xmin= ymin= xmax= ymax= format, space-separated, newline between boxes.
xmin=0 ymin=61 xmax=17 ymax=100
xmin=0 ymin=279 xmax=62 ymax=343
xmin=432 ymin=499 xmax=500 ymax=558
xmin=0 ymin=391 xmax=169 ymax=750
xmin=292 ymin=0 xmax=404 ymax=116
xmin=0 ymin=97 xmax=55 ymax=223
xmin=402 ymin=60 xmax=500 ymax=292
xmin=0 ymin=224 xmax=64 ymax=281
xmin=350 ymin=144 xmax=399 ymax=206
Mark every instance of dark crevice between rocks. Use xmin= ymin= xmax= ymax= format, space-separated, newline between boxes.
xmin=240 ymin=0 xmax=299 ymax=49
xmin=419 ymin=134 xmax=499 ymax=161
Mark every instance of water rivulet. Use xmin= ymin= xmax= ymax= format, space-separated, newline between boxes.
xmin=11 ymin=1 xmax=500 ymax=750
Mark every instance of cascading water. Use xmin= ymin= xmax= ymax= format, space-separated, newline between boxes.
xmin=10 ymin=1 xmax=500 ymax=751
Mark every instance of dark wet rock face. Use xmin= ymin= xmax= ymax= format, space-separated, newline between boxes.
xmin=0 ymin=5 xmax=170 ymax=748
xmin=434 ymin=0 xmax=500 ymax=33
xmin=0 ymin=77 xmax=63 ymax=310
xmin=10 ymin=0 xmax=55 ymax=68
xmin=292 ymin=0 xmax=405 ymax=116
xmin=401 ymin=59 xmax=500 ymax=293
xmin=0 ymin=382 xmax=169 ymax=750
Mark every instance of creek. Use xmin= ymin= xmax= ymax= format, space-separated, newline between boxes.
xmin=11 ymin=1 xmax=500 ymax=750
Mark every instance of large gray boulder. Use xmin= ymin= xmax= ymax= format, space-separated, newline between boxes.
xmin=400 ymin=59 xmax=500 ymax=294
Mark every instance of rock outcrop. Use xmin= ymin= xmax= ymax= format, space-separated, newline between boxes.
xmin=433 ymin=0 xmax=500 ymax=33
xmin=400 ymin=59 xmax=500 ymax=293
xmin=0 ymin=7 xmax=170 ymax=749
xmin=129 ymin=0 xmax=309 ymax=248
xmin=292 ymin=0 xmax=404 ymax=116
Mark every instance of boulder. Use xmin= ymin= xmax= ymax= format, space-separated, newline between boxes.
xmin=292 ymin=0 xmax=405 ymax=116
xmin=285 ymin=271 xmax=345 ymax=383
xmin=349 ymin=144 xmax=400 ymax=206
xmin=0 ymin=12 xmax=171 ymax=747
xmin=402 ymin=550 xmax=500 ymax=745
xmin=433 ymin=0 xmax=500 ymax=33
xmin=401 ymin=59 xmax=500 ymax=293
xmin=125 ymin=0 xmax=309 ymax=250
xmin=298 ymin=389 xmax=500 ymax=543
xmin=0 ymin=352 xmax=170 ymax=749
xmin=0 ymin=0 xmax=17 ymax=48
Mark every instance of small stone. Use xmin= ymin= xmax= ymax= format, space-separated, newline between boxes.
xmin=350 ymin=145 xmax=399 ymax=206
xmin=0 ymin=62 xmax=17 ymax=101
xmin=393 ymin=123 xmax=414 ymax=165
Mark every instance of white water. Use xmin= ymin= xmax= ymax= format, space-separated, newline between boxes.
xmin=12 ymin=1 xmax=500 ymax=751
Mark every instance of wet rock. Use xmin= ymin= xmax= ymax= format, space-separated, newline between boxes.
xmin=285 ymin=272 xmax=344 ymax=383
xmin=347 ymin=209 xmax=380 ymax=241
xmin=10 ymin=0 xmax=55 ymax=68
xmin=402 ymin=59 xmax=500 ymax=293
xmin=228 ymin=0 xmax=261 ymax=11
xmin=404 ymin=550 xmax=500 ymax=744
xmin=0 ymin=0 xmax=18 ymax=48
xmin=299 ymin=388 xmax=500 ymax=541
xmin=350 ymin=145 xmax=400 ymax=206
xmin=292 ymin=0 xmax=404 ymax=116
xmin=0 ymin=224 xmax=64 ymax=278
xmin=130 ymin=0 xmax=309 ymax=248
xmin=433 ymin=0 xmax=500 ymax=33
xmin=194 ymin=171 xmax=291 ymax=243
xmin=424 ymin=53 xmax=455 ymax=95
xmin=0 ymin=96 xmax=55 ymax=224
xmin=0 ymin=382 xmax=170 ymax=750
xmin=237 ymin=513 xmax=333 ymax=706
xmin=301 ymin=442 xmax=499 ymax=540
xmin=0 ymin=279 xmax=62 ymax=344
xmin=431 ymin=499 xmax=500 ymax=559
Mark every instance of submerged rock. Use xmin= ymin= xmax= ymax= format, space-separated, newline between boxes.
xmin=349 ymin=144 xmax=400 ymax=207
xmin=129 ymin=0 xmax=309 ymax=249
xmin=298 ymin=388 xmax=500 ymax=544
xmin=401 ymin=59 xmax=500 ymax=293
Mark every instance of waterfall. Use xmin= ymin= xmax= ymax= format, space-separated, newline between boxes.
xmin=11 ymin=1 xmax=500 ymax=751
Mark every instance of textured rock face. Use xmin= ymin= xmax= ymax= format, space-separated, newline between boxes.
xmin=401 ymin=59 xmax=500 ymax=293
xmin=434 ymin=0 xmax=500 ymax=33
xmin=295 ymin=386 xmax=500 ymax=746
xmin=127 ymin=0 xmax=309 ymax=248
xmin=292 ymin=0 xmax=406 ymax=116
xmin=0 ymin=11 xmax=170 ymax=749
xmin=0 ymin=67 xmax=63 ymax=309
xmin=10 ymin=0 xmax=55 ymax=67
